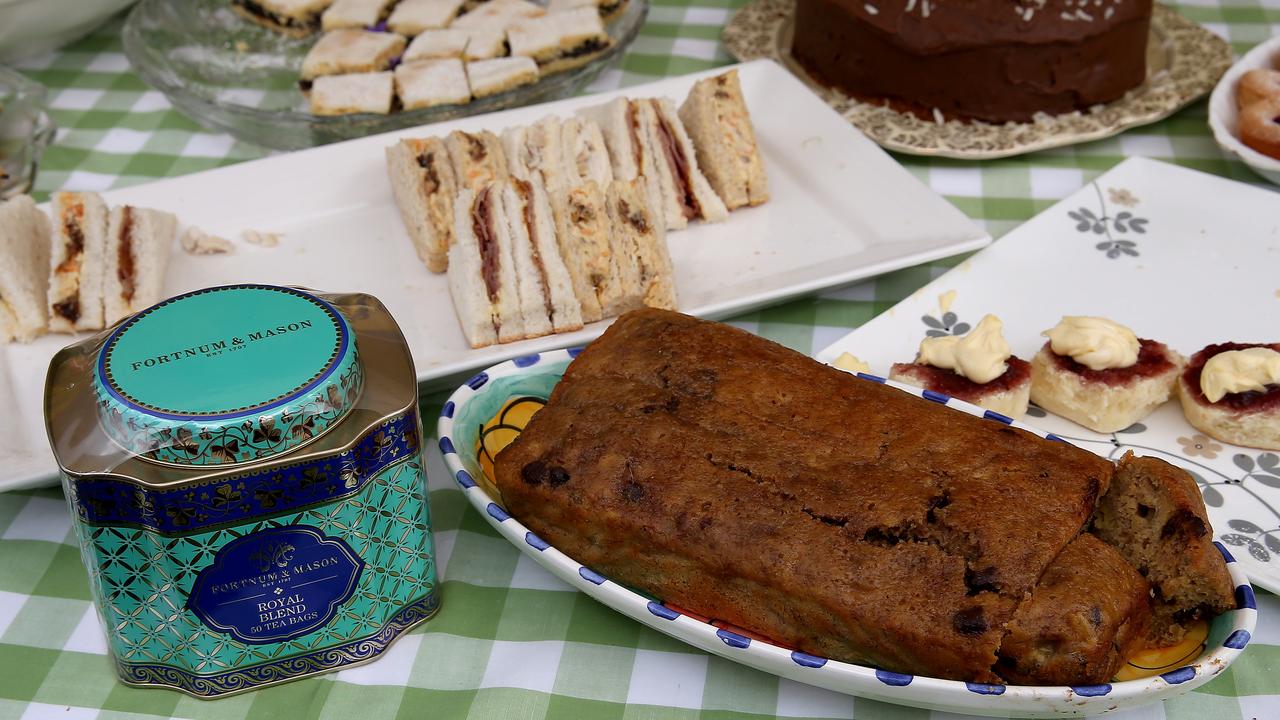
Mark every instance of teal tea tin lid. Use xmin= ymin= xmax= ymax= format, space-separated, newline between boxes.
xmin=94 ymin=284 xmax=364 ymax=467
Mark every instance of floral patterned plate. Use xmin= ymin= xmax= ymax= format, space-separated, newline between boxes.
xmin=817 ymin=156 xmax=1280 ymax=593
xmin=437 ymin=348 xmax=1256 ymax=717
xmin=722 ymin=1 xmax=1232 ymax=159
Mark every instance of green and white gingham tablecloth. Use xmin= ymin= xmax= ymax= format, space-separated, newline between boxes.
xmin=3 ymin=2 xmax=1279 ymax=718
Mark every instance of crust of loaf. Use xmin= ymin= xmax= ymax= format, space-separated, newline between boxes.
xmin=496 ymin=309 xmax=1126 ymax=684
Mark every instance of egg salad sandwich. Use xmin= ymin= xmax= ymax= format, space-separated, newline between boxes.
xmin=0 ymin=195 xmax=51 ymax=343
xmin=103 ymin=205 xmax=178 ymax=326
xmin=549 ymin=179 xmax=620 ymax=322
xmin=445 ymin=129 xmax=510 ymax=191
xmin=678 ymin=69 xmax=769 ymax=209
xmin=231 ymin=0 xmax=334 ymax=37
xmin=48 ymin=191 xmax=108 ymax=333
xmin=604 ymin=178 xmax=676 ymax=312
xmin=386 ymin=136 xmax=459 ymax=273
xmin=576 ymin=97 xmax=662 ymax=226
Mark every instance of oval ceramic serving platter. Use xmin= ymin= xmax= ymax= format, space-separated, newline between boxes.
xmin=437 ymin=349 xmax=1258 ymax=718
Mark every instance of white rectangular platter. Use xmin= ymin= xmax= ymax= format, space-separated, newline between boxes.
xmin=816 ymin=157 xmax=1280 ymax=593
xmin=1 ymin=59 xmax=988 ymax=490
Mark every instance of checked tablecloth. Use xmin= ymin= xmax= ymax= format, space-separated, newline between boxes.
xmin=2 ymin=1 xmax=1279 ymax=718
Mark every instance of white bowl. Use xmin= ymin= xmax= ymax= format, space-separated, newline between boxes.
xmin=1208 ymin=34 xmax=1280 ymax=186
xmin=0 ymin=0 xmax=137 ymax=64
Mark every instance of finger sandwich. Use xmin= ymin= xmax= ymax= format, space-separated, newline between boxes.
xmin=503 ymin=117 xmax=569 ymax=192
xmin=0 ymin=195 xmax=51 ymax=343
xmin=321 ymin=0 xmax=396 ymax=30
xmin=394 ymin=59 xmax=471 ymax=109
xmin=386 ymin=0 xmax=466 ymax=34
xmin=386 ymin=136 xmax=459 ymax=273
xmin=309 ymin=71 xmax=396 ymax=115
xmin=679 ymin=70 xmax=769 ymax=209
xmin=403 ymin=29 xmax=471 ymax=62
xmin=231 ymin=0 xmax=334 ymax=37
xmin=500 ymin=178 xmax=584 ymax=336
xmin=448 ymin=185 xmax=525 ymax=347
xmin=445 ymin=129 xmax=510 ymax=191
xmin=560 ymin=116 xmax=613 ymax=188
xmin=605 ymin=178 xmax=676 ymax=312
xmin=466 ymin=57 xmax=539 ymax=97
xmin=48 ymin=191 xmax=108 ymax=333
xmin=104 ymin=205 xmax=177 ymax=326
xmin=506 ymin=7 xmax=611 ymax=72
xmin=300 ymin=29 xmax=407 ymax=81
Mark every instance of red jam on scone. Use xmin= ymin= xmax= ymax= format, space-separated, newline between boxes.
xmin=1178 ymin=342 xmax=1280 ymax=450
xmin=1030 ymin=317 xmax=1183 ymax=433
xmin=890 ymin=314 xmax=1031 ymax=418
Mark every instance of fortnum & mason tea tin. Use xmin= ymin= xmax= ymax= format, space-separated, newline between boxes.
xmin=44 ymin=284 xmax=440 ymax=697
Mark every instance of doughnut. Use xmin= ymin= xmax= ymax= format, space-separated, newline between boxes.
xmin=1239 ymin=96 xmax=1280 ymax=160
xmin=1237 ymin=68 xmax=1280 ymax=109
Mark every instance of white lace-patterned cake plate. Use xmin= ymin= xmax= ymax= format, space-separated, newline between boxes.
xmin=437 ymin=348 xmax=1256 ymax=718
xmin=724 ymin=1 xmax=1232 ymax=159
xmin=818 ymin=156 xmax=1280 ymax=593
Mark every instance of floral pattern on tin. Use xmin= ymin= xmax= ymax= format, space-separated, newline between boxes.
xmin=95 ymin=350 xmax=364 ymax=468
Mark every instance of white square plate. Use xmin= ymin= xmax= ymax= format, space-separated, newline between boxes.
xmin=3 ymin=59 xmax=988 ymax=490
xmin=816 ymin=157 xmax=1280 ymax=593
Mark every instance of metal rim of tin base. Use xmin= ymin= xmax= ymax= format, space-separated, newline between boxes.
xmin=111 ymin=591 xmax=441 ymax=699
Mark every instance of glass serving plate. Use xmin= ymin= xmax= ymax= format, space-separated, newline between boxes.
xmin=121 ymin=0 xmax=648 ymax=150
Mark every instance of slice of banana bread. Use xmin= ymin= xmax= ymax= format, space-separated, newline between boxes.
xmin=1090 ymin=452 xmax=1236 ymax=645
xmin=997 ymin=533 xmax=1151 ymax=685
xmin=496 ymin=309 xmax=1132 ymax=683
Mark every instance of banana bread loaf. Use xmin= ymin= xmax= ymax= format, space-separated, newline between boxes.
xmin=495 ymin=310 xmax=1182 ymax=683
xmin=1091 ymin=452 xmax=1236 ymax=645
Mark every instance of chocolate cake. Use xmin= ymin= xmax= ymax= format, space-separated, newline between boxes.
xmin=791 ymin=0 xmax=1154 ymax=123
xmin=493 ymin=309 xmax=1214 ymax=684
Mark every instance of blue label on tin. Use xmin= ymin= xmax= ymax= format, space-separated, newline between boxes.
xmin=186 ymin=526 xmax=364 ymax=645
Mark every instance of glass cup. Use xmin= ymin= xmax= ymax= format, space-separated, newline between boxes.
xmin=0 ymin=66 xmax=56 ymax=200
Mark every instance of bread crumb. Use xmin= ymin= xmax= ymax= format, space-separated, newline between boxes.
xmin=243 ymin=229 xmax=282 ymax=247
xmin=938 ymin=289 xmax=956 ymax=314
xmin=181 ymin=227 xmax=234 ymax=255
xmin=832 ymin=352 xmax=871 ymax=374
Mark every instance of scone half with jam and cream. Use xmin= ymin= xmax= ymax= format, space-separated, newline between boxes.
xmin=889 ymin=314 xmax=1031 ymax=418
xmin=1030 ymin=317 xmax=1184 ymax=433
xmin=1178 ymin=343 xmax=1280 ymax=450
